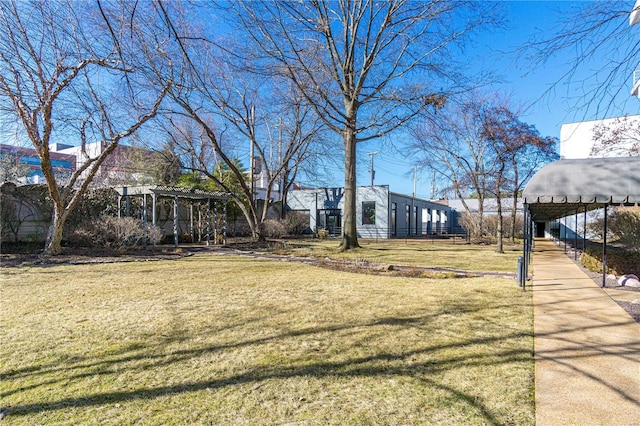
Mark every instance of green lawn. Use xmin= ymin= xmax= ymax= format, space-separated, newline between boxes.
xmin=0 ymin=251 xmax=533 ymax=425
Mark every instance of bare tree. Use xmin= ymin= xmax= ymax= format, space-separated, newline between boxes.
xmin=144 ymin=1 xmax=330 ymax=240
xmin=411 ymin=94 xmax=495 ymax=238
xmin=412 ymin=93 xmax=556 ymax=248
xmin=0 ymin=0 xmax=169 ymax=255
xmin=482 ymin=105 xmax=556 ymax=252
xmin=162 ymin=59 xmax=326 ymax=239
xmin=231 ymin=0 xmax=500 ymax=250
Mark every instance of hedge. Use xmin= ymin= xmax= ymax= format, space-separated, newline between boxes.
xmin=581 ymin=246 xmax=640 ymax=276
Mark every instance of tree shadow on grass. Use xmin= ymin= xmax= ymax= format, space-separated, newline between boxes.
xmin=0 ymin=300 xmax=540 ymax=425
xmin=6 ymin=330 xmax=531 ymax=426
xmin=5 ymin=310 xmax=638 ymax=424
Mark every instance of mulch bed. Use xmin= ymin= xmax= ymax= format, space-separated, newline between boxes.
xmin=0 ymin=245 xmax=191 ymax=267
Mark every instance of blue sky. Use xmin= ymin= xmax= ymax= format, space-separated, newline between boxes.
xmin=338 ymin=0 xmax=640 ymax=199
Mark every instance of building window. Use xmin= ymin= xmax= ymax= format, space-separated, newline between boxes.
xmin=391 ymin=203 xmax=397 ymax=236
xmin=362 ymin=201 xmax=376 ymax=225
xmin=406 ymin=205 xmax=411 ymax=235
xmin=414 ymin=205 xmax=419 ymax=235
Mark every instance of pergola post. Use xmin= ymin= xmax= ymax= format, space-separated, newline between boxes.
xmin=189 ymin=203 xmax=193 ymax=243
xmin=152 ymin=193 xmax=157 ymax=226
xmin=198 ymin=203 xmax=202 ymax=243
xmin=213 ymin=201 xmax=218 ymax=245
xmin=206 ymin=199 xmax=211 ymax=247
xmin=223 ymin=202 xmax=227 ymax=245
xmin=173 ymin=195 xmax=179 ymax=248
xmin=143 ymin=194 xmax=148 ymax=249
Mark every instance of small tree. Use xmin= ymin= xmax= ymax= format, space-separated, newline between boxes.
xmin=0 ymin=0 xmax=169 ymax=255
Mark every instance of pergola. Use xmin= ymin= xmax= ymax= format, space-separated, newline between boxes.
xmin=521 ymin=157 xmax=640 ymax=288
xmin=115 ymin=185 xmax=230 ymax=247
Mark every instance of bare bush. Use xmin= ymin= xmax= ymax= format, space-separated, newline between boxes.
xmin=284 ymin=211 xmax=310 ymax=236
xmin=69 ymin=217 xmax=163 ymax=251
xmin=262 ymin=219 xmax=287 ymax=238
xmin=458 ymin=212 xmax=484 ymax=242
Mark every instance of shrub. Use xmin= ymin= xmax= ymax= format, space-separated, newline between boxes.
xmin=262 ymin=219 xmax=287 ymax=238
xmin=459 ymin=212 xmax=482 ymax=241
xmin=316 ymin=228 xmax=329 ymax=239
xmin=581 ymin=246 xmax=640 ymax=276
xmin=69 ymin=216 xmax=164 ymax=251
xmin=609 ymin=207 xmax=640 ymax=251
xmin=284 ymin=211 xmax=311 ymax=235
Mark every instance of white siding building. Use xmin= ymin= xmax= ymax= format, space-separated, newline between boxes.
xmin=286 ymin=185 xmax=453 ymax=239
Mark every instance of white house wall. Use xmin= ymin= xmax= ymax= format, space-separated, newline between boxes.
xmin=287 ymin=186 xmax=453 ymax=239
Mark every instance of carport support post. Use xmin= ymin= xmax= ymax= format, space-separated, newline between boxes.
xmin=583 ymin=208 xmax=587 ymax=252
xmin=563 ymin=215 xmax=567 ymax=253
xmin=574 ymin=210 xmax=578 ymax=260
xmin=602 ymin=204 xmax=608 ymax=288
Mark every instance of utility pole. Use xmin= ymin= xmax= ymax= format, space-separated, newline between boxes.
xmin=249 ymin=105 xmax=256 ymax=210
xmin=431 ymin=169 xmax=436 ymax=199
xmin=413 ymin=165 xmax=417 ymax=198
xmin=367 ymin=151 xmax=379 ymax=186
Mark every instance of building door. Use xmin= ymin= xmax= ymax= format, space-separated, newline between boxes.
xmin=535 ymin=222 xmax=546 ymax=238
xmin=318 ymin=209 xmax=342 ymax=236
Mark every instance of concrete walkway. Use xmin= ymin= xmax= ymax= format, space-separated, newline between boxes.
xmin=532 ymin=238 xmax=640 ymax=425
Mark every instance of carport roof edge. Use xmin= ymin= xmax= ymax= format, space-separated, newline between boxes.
xmin=522 ymin=157 xmax=640 ymax=220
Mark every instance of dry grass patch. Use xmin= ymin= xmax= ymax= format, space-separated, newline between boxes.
xmin=268 ymin=239 xmax=522 ymax=273
xmin=1 ymin=254 xmax=533 ymax=425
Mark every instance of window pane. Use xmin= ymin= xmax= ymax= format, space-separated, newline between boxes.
xmin=362 ymin=201 xmax=376 ymax=225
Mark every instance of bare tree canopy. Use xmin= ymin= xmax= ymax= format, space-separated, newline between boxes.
xmin=591 ymin=114 xmax=640 ymax=157
xmin=525 ymin=1 xmax=639 ymax=117
xmin=0 ymin=0 xmax=170 ymax=255
xmin=227 ymin=0 xmax=502 ymax=250
xmin=146 ymin=5 xmax=330 ymax=239
xmin=411 ymin=91 xmax=557 ymax=248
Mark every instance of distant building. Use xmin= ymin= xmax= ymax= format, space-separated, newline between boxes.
xmin=0 ymin=144 xmax=75 ymax=184
xmin=0 ymin=142 xmax=159 ymax=186
xmin=54 ymin=142 xmax=160 ymax=186
xmin=286 ymin=185 xmax=456 ymax=238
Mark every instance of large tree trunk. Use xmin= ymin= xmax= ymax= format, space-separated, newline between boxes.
xmin=495 ymin=168 xmax=504 ymax=254
xmin=495 ymin=197 xmax=504 ymax=253
xmin=43 ymin=205 xmax=66 ymax=256
xmin=339 ymin=125 xmax=359 ymax=251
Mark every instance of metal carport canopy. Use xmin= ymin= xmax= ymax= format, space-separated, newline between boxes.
xmin=522 ymin=157 xmax=640 ymax=220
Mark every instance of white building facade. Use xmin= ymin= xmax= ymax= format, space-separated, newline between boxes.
xmin=286 ymin=185 xmax=454 ymax=239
